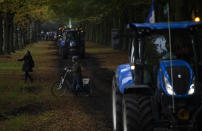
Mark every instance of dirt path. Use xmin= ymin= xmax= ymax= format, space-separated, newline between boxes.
xmin=28 ymin=41 xmax=128 ymax=131
xmin=0 ymin=41 xmax=128 ymax=131
xmin=0 ymin=41 xmax=171 ymax=131
xmin=46 ymin=42 xmax=128 ymax=131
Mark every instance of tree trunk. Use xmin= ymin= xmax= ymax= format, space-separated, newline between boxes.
xmin=2 ymin=18 xmax=5 ymax=53
xmin=9 ymin=14 xmax=14 ymax=52
xmin=173 ymin=0 xmax=191 ymax=21
xmin=19 ymin=29 xmax=24 ymax=48
xmin=16 ymin=27 xmax=20 ymax=49
xmin=13 ymin=24 xmax=18 ymax=50
xmin=16 ymin=26 xmax=19 ymax=49
xmin=0 ymin=13 xmax=3 ymax=54
xmin=5 ymin=13 xmax=10 ymax=54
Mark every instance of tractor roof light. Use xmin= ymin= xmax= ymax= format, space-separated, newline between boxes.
xmin=194 ymin=17 xmax=200 ymax=22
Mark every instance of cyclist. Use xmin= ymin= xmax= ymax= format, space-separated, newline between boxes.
xmin=71 ymin=56 xmax=82 ymax=96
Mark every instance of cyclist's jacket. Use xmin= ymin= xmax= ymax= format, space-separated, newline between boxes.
xmin=72 ymin=62 xmax=82 ymax=78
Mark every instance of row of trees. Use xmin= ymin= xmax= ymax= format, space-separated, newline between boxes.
xmin=48 ymin=0 xmax=202 ymax=50
xmin=1 ymin=0 xmax=201 ymax=53
xmin=0 ymin=0 xmax=49 ymax=54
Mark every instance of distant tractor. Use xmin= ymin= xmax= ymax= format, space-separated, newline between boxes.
xmin=112 ymin=21 xmax=202 ymax=131
xmin=59 ymin=29 xmax=85 ymax=59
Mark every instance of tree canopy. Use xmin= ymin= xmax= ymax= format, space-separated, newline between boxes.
xmin=48 ymin=0 xmax=151 ymax=24
xmin=0 ymin=0 xmax=50 ymax=28
xmin=0 ymin=0 xmax=201 ymax=27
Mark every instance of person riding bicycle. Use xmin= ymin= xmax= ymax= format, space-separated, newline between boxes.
xmin=71 ymin=56 xmax=82 ymax=96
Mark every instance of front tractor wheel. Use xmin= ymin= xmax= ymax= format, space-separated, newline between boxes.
xmin=112 ymin=76 xmax=123 ymax=131
xmin=122 ymin=94 xmax=153 ymax=131
xmin=194 ymin=111 xmax=202 ymax=131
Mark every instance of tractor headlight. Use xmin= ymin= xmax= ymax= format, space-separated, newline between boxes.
xmin=130 ymin=65 xmax=135 ymax=70
xmin=164 ymin=77 xmax=176 ymax=95
xmin=188 ymin=77 xmax=195 ymax=95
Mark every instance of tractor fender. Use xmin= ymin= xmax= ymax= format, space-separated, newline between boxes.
xmin=116 ymin=64 xmax=133 ymax=94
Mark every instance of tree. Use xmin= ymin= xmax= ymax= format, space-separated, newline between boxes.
xmin=0 ymin=0 xmax=50 ymax=54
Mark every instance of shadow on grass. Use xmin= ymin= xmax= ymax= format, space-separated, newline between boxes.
xmin=0 ymin=103 xmax=49 ymax=121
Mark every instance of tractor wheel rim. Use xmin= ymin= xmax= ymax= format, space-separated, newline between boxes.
xmin=123 ymin=98 xmax=127 ymax=131
xmin=112 ymin=87 xmax=117 ymax=130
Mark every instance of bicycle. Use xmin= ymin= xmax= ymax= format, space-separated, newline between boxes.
xmin=51 ymin=65 xmax=94 ymax=97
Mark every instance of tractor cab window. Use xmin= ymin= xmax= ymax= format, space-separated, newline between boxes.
xmin=144 ymin=32 xmax=195 ymax=66
xmin=129 ymin=39 xmax=135 ymax=63
xmin=171 ymin=31 xmax=194 ymax=64
xmin=62 ymin=32 xmax=66 ymax=41
xmin=143 ymin=32 xmax=197 ymax=86
xmin=66 ymin=31 xmax=79 ymax=41
xmin=78 ymin=30 xmax=85 ymax=41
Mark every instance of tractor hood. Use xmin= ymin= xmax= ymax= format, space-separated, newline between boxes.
xmin=158 ymin=60 xmax=195 ymax=97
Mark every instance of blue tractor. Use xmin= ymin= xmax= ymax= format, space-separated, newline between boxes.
xmin=59 ymin=29 xmax=85 ymax=59
xmin=112 ymin=21 xmax=202 ymax=131
xmin=59 ymin=29 xmax=78 ymax=58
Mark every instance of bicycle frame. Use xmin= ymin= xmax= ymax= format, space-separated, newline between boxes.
xmin=58 ymin=67 xmax=72 ymax=90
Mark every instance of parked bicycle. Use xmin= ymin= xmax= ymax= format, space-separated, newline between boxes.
xmin=51 ymin=65 xmax=94 ymax=97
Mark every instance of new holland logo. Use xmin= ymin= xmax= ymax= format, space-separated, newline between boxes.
xmin=178 ymin=74 xmax=182 ymax=79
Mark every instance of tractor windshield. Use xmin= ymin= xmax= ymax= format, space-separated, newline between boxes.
xmin=144 ymin=31 xmax=196 ymax=66
xmin=142 ymin=30 xmax=199 ymax=85
xmin=66 ymin=31 xmax=79 ymax=41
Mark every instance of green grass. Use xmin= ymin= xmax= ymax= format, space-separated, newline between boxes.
xmin=0 ymin=41 xmax=59 ymax=130
xmin=0 ymin=114 xmax=31 ymax=131
xmin=85 ymin=41 xmax=114 ymax=52
xmin=0 ymin=41 xmax=119 ymax=131
xmin=0 ymin=63 xmax=21 ymax=70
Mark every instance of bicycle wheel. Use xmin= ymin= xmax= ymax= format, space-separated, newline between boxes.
xmin=65 ymin=76 xmax=72 ymax=90
xmin=51 ymin=80 xmax=67 ymax=97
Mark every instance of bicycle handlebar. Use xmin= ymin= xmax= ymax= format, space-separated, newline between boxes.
xmin=64 ymin=67 xmax=72 ymax=72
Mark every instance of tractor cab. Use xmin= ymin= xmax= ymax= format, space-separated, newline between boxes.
xmin=59 ymin=29 xmax=85 ymax=58
xmin=127 ymin=21 xmax=202 ymax=95
xmin=112 ymin=21 xmax=202 ymax=131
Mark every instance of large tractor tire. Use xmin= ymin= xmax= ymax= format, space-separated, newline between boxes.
xmin=112 ymin=76 xmax=123 ymax=131
xmin=122 ymin=94 xmax=153 ymax=131
xmin=194 ymin=111 xmax=202 ymax=131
